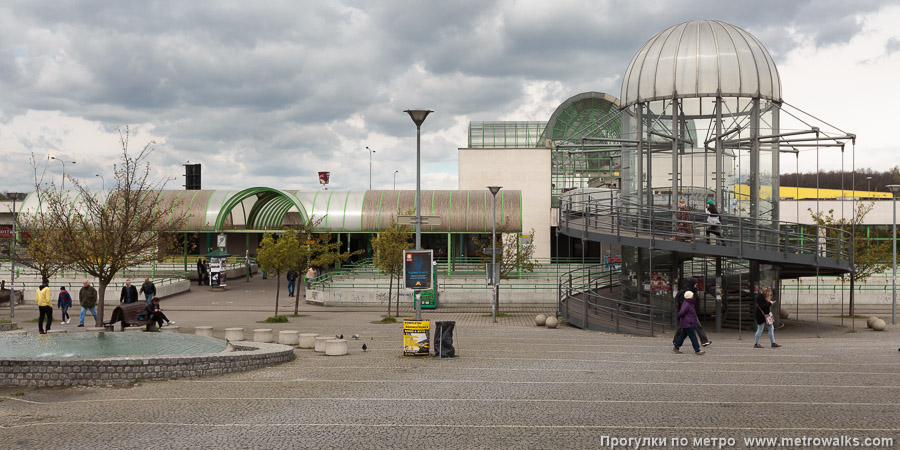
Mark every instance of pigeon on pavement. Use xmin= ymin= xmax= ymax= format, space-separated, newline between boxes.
xmin=362 ymin=343 xmax=367 ymax=352
xmin=352 ymin=334 xmax=360 ymax=340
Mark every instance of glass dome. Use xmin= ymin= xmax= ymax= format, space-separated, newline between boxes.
xmin=620 ymin=20 xmax=781 ymax=107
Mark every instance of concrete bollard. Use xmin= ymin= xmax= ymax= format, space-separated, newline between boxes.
xmin=195 ymin=326 xmax=214 ymax=337
xmin=253 ymin=329 xmax=274 ymax=343
xmin=545 ymin=316 xmax=559 ymax=329
xmin=314 ymin=336 xmax=330 ymax=352
xmin=535 ymin=314 xmax=547 ymax=326
xmin=867 ymin=317 xmax=879 ymax=329
xmin=871 ymin=318 xmax=887 ymax=331
xmin=278 ymin=330 xmax=300 ymax=345
xmin=225 ymin=328 xmax=245 ymax=341
xmin=298 ymin=333 xmax=319 ymax=349
xmin=160 ymin=326 xmax=180 ymax=334
xmin=325 ymin=339 xmax=349 ymax=356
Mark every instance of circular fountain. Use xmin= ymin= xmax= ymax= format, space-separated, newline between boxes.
xmin=0 ymin=331 xmax=294 ymax=387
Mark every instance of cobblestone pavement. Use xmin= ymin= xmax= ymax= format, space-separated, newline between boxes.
xmin=2 ymin=276 xmax=899 ymax=449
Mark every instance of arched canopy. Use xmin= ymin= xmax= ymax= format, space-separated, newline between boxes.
xmin=214 ymin=187 xmax=308 ymax=231
xmin=542 ymin=92 xmax=620 ymax=146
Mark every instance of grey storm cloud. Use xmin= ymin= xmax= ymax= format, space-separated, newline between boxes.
xmin=0 ymin=0 xmax=895 ymax=192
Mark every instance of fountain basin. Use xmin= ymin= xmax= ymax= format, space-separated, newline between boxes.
xmin=0 ymin=332 xmax=294 ymax=387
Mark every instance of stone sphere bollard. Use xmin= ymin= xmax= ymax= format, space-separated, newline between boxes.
xmin=871 ymin=318 xmax=887 ymax=331
xmin=194 ymin=326 xmax=214 ymax=337
xmin=314 ymin=336 xmax=330 ymax=352
xmin=779 ymin=308 xmax=790 ymax=320
xmin=325 ymin=339 xmax=349 ymax=356
xmin=545 ymin=316 xmax=559 ymax=329
xmin=298 ymin=333 xmax=319 ymax=349
xmin=160 ymin=326 xmax=179 ymax=334
xmin=253 ymin=329 xmax=274 ymax=343
xmin=867 ymin=317 xmax=879 ymax=329
xmin=535 ymin=314 xmax=547 ymax=326
xmin=224 ymin=328 xmax=245 ymax=341
xmin=278 ymin=330 xmax=300 ymax=345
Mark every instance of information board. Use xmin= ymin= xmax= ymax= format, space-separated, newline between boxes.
xmin=403 ymin=250 xmax=433 ymax=290
xmin=403 ymin=319 xmax=430 ymax=356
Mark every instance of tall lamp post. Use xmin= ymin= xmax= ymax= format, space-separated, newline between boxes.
xmin=887 ymin=185 xmax=900 ymax=324
xmin=366 ymin=147 xmax=375 ymax=190
xmin=404 ymin=109 xmax=432 ymax=320
xmin=488 ymin=186 xmax=502 ymax=324
xmin=50 ymin=157 xmax=75 ymax=189
xmin=95 ymin=174 xmax=105 ymax=191
xmin=867 ymin=176 xmax=873 ymax=195
xmin=6 ymin=192 xmax=27 ymax=318
xmin=393 ymin=170 xmax=399 ymax=190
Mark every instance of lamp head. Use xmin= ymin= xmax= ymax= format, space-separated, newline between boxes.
xmin=2 ymin=192 xmax=27 ymax=201
xmin=487 ymin=186 xmax=502 ymax=196
xmin=404 ymin=109 xmax=433 ymax=127
xmin=886 ymin=184 xmax=900 ymax=195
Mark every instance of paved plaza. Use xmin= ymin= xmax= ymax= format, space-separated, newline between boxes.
xmin=2 ymin=277 xmax=899 ymax=449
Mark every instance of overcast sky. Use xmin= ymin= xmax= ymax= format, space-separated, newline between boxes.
xmin=2 ymin=0 xmax=899 ymax=193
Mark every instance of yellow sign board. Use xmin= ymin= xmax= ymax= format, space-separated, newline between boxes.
xmin=403 ymin=319 xmax=430 ymax=356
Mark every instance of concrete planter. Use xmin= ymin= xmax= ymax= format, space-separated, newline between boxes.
xmin=253 ymin=329 xmax=274 ymax=343
xmin=298 ymin=333 xmax=318 ymax=349
xmin=278 ymin=330 xmax=299 ymax=345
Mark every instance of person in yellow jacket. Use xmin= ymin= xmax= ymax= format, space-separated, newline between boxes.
xmin=35 ymin=277 xmax=53 ymax=335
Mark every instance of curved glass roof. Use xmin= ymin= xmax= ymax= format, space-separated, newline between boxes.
xmin=16 ymin=189 xmax=522 ymax=234
xmin=542 ymin=91 xmax=620 ymax=145
xmin=621 ymin=20 xmax=781 ymax=107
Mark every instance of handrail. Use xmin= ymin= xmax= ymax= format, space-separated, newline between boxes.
xmin=557 ymin=264 xmax=668 ymax=336
xmin=560 ymin=190 xmax=852 ymax=264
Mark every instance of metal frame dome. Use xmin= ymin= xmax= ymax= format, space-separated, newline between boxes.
xmin=620 ymin=20 xmax=781 ymax=107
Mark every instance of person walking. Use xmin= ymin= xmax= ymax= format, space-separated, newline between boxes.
xmin=306 ymin=267 xmax=316 ymax=290
xmin=57 ymin=286 xmax=73 ymax=324
xmin=673 ymin=291 xmax=705 ymax=355
xmin=754 ymin=287 xmax=781 ymax=348
xmin=145 ymin=297 xmax=174 ymax=328
xmin=78 ymin=279 xmax=98 ymax=327
xmin=245 ymin=252 xmax=253 ymax=278
xmin=140 ymin=277 xmax=156 ymax=304
xmin=120 ymin=279 xmax=139 ymax=304
xmin=286 ymin=270 xmax=297 ymax=297
xmin=197 ymin=258 xmax=204 ymax=285
xmin=671 ymin=198 xmax=694 ymax=242
xmin=35 ymin=277 xmax=53 ymax=335
xmin=705 ymin=200 xmax=722 ymax=245
xmin=673 ymin=278 xmax=711 ymax=347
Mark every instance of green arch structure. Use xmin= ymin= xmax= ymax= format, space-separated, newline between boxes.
xmin=214 ymin=187 xmax=308 ymax=231
xmin=542 ymin=91 xmax=620 ymax=144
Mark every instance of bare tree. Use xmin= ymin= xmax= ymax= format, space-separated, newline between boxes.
xmin=36 ymin=128 xmax=187 ymax=326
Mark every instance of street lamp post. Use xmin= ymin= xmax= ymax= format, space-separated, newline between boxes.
xmin=96 ymin=174 xmax=105 ymax=191
xmin=488 ymin=186 xmax=502 ymax=324
xmin=366 ymin=147 xmax=375 ymax=190
xmin=6 ymin=192 xmax=27 ymax=318
xmin=50 ymin=157 xmax=75 ymax=189
xmin=404 ymin=109 xmax=432 ymax=320
xmin=393 ymin=170 xmax=399 ymax=190
xmin=887 ymin=185 xmax=900 ymax=325
xmin=867 ymin=176 xmax=873 ymax=195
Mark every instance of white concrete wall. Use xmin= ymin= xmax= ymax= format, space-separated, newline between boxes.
xmin=458 ymin=148 xmax=552 ymax=259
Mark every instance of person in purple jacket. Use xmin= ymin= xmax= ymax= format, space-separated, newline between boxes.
xmin=673 ymin=291 xmax=705 ymax=355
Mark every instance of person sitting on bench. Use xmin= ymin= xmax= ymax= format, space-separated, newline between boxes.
xmin=145 ymin=297 xmax=175 ymax=328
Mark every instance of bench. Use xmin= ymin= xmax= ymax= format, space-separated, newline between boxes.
xmin=106 ymin=302 xmax=156 ymax=331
